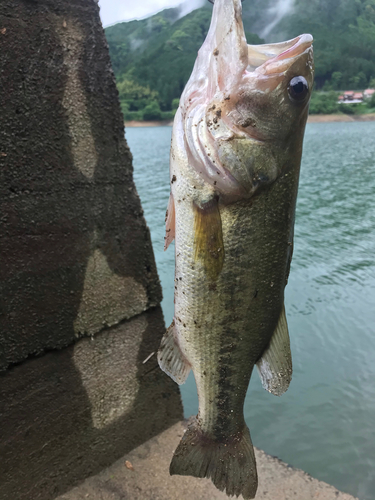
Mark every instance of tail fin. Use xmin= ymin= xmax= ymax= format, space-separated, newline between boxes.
xmin=170 ymin=419 xmax=258 ymax=499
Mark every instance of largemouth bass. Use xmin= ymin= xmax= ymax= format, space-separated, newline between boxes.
xmin=158 ymin=0 xmax=314 ymax=498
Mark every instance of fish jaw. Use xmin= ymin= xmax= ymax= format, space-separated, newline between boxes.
xmin=177 ymin=0 xmax=314 ymax=202
xmin=181 ymin=0 xmax=248 ymax=105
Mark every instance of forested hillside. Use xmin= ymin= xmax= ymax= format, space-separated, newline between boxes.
xmin=104 ymin=0 xmax=375 ymax=120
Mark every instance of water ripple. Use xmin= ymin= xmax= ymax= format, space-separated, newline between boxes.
xmin=127 ymin=121 xmax=375 ymax=500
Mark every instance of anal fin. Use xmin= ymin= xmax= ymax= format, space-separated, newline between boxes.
xmin=256 ymin=306 xmax=292 ymax=396
xmin=157 ymin=320 xmax=191 ymax=385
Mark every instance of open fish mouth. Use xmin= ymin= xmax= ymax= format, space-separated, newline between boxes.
xmin=207 ymin=0 xmax=312 ymax=75
xmin=247 ymin=34 xmax=313 ymax=75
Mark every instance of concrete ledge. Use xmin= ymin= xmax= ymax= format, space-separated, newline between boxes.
xmin=56 ymin=421 xmax=357 ymax=500
xmin=0 ymin=307 xmax=182 ymax=500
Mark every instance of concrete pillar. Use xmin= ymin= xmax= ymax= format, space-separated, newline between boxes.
xmin=0 ymin=1 xmax=183 ymax=498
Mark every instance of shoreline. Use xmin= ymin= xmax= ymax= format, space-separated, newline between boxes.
xmin=125 ymin=113 xmax=375 ymax=128
xmin=125 ymin=120 xmax=173 ymax=128
xmin=307 ymin=113 xmax=375 ymax=123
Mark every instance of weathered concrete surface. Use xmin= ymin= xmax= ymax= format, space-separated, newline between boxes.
xmin=0 ymin=2 xmax=183 ymax=498
xmin=0 ymin=307 xmax=183 ymax=500
xmin=0 ymin=0 xmax=161 ymax=370
xmin=56 ymin=421 xmax=358 ymax=500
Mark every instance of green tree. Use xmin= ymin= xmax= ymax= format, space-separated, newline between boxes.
xmin=117 ymin=78 xmax=159 ymax=111
xmin=367 ymin=92 xmax=375 ymax=108
xmin=331 ymin=71 xmax=343 ymax=90
xmin=143 ymin=101 xmax=162 ymax=121
xmin=172 ymin=98 xmax=180 ymax=110
xmin=117 ymin=78 xmax=158 ymax=102
xmin=349 ymin=71 xmax=368 ymax=89
xmin=309 ymin=91 xmax=340 ymax=114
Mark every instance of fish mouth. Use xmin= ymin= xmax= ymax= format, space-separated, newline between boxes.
xmin=247 ymin=34 xmax=313 ymax=74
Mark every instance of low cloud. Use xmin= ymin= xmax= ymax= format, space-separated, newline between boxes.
xmin=98 ymin=0 xmax=206 ymax=27
xmin=260 ymin=0 xmax=295 ymax=39
xmin=177 ymin=0 xmax=206 ymax=19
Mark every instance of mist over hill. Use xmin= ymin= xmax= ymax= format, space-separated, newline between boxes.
xmin=104 ymin=0 xmax=375 ymax=120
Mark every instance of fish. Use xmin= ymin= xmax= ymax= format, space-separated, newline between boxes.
xmin=158 ymin=0 xmax=314 ymax=498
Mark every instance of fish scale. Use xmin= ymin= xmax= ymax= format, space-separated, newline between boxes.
xmin=157 ymin=0 xmax=314 ymax=497
xmin=173 ymin=169 xmax=297 ymax=435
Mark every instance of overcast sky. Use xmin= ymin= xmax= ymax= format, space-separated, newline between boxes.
xmin=98 ymin=0 xmax=197 ymax=27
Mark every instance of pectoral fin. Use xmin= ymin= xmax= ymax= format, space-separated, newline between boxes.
xmin=157 ymin=321 xmax=191 ymax=385
xmin=164 ymin=193 xmax=175 ymax=251
xmin=193 ymin=197 xmax=224 ymax=281
xmin=256 ymin=306 xmax=292 ymax=396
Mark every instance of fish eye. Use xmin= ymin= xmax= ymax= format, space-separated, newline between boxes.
xmin=288 ymin=76 xmax=309 ymax=102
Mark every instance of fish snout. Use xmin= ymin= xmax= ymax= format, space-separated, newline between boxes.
xmin=247 ymin=34 xmax=313 ymax=74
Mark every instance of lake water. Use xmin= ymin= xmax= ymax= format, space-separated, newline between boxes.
xmin=126 ymin=121 xmax=375 ymax=500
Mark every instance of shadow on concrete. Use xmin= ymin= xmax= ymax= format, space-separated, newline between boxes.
xmin=0 ymin=307 xmax=182 ymax=500
xmin=0 ymin=0 xmax=161 ymax=371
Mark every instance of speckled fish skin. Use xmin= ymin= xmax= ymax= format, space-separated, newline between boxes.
xmin=158 ymin=0 xmax=314 ymax=498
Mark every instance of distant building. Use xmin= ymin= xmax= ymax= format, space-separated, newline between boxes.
xmin=339 ymin=90 xmax=364 ymax=104
xmin=344 ymin=91 xmax=355 ymax=100
xmin=364 ymin=89 xmax=375 ymax=99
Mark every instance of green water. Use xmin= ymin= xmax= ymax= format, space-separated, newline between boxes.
xmin=127 ymin=122 xmax=375 ymax=500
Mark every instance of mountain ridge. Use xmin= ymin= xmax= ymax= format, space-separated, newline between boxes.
xmin=104 ymin=0 xmax=375 ymax=120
